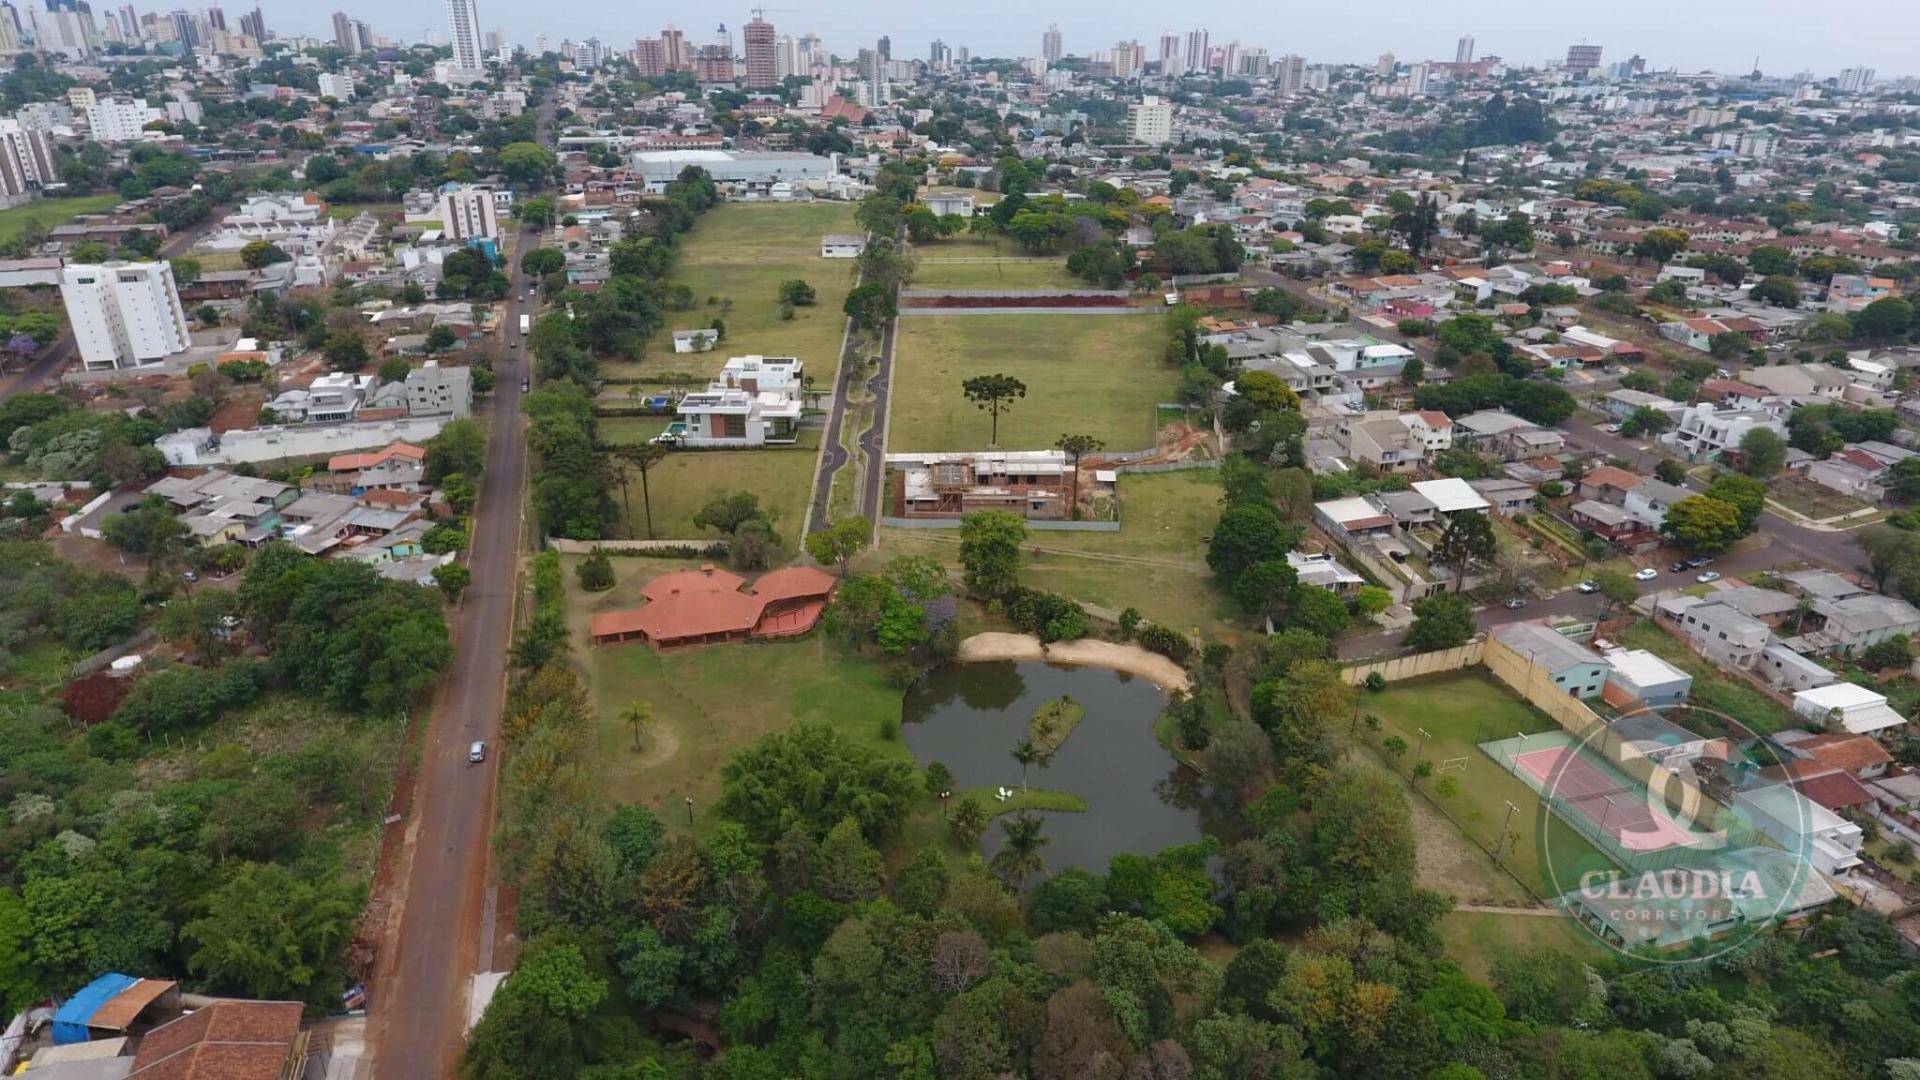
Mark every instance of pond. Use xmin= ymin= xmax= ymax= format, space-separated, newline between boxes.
xmin=903 ymin=659 xmax=1216 ymax=874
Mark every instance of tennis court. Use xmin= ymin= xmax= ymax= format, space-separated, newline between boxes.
xmin=1513 ymin=746 xmax=1698 ymax=854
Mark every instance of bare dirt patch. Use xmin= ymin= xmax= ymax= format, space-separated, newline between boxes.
xmin=957 ymin=632 xmax=1191 ymax=692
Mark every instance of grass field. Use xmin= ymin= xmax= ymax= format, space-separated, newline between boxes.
xmin=601 ymin=203 xmax=859 ymax=384
xmin=1769 ymin=477 xmax=1879 ymax=523
xmin=597 ymin=415 xmax=672 ymax=446
xmin=616 ymin=437 xmax=819 ymax=547
xmin=890 ymin=314 xmax=1172 ymax=453
xmin=1361 ymin=670 xmax=1620 ymax=900
xmin=908 ymin=235 xmax=1083 ymax=290
xmin=1614 ymin=620 xmax=1798 ymax=734
xmin=0 ymin=193 xmax=121 ymax=244
xmin=1438 ymin=911 xmax=1604 ymax=981
xmin=565 ymin=556 xmax=913 ymax=833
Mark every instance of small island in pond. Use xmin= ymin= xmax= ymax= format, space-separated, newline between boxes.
xmin=1029 ymin=694 xmax=1084 ymax=756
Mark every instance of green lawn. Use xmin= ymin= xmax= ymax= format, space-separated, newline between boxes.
xmin=890 ymin=314 xmax=1173 ymax=453
xmin=1438 ymin=911 xmax=1604 ymax=981
xmin=565 ymin=556 xmax=912 ymax=834
xmin=1614 ymin=620 xmax=1799 ymax=734
xmin=617 ymin=437 xmax=819 ymax=547
xmin=601 ymin=202 xmax=860 ymax=384
xmin=0 ymin=193 xmax=121 ymax=244
xmin=597 ymin=415 xmax=672 ymax=446
xmin=1361 ymin=670 xmax=1620 ymax=900
xmin=908 ymin=235 xmax=1084 ymax=290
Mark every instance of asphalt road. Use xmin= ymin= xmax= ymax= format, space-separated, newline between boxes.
xmin=805 ymin=311 xmax=861 ymax=536
xmin=0 ymin=204 xmax=229 ymax=402
xmin=856 ymin=311 xmax=896 ymax=522
xmin=366 ymin=100 xmax=549 ymax=1079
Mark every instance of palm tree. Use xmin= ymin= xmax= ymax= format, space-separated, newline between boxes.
xmin=618 ymin=444 xmax=668 ymax=539
xmin=991 ymin=812 xmax=1050 ymax=887
xmin=950 ymin=796 xmax=990 ymax=846
xmin=620 ymin=700 xmax=652 ymax=751
xmin=1011 ymin=738 xmax=1038 ymax=793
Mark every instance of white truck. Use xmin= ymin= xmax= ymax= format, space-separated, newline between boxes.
xmin=518 ymin=313 xmax=531 ymax=335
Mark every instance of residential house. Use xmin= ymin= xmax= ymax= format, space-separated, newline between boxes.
xmin=1468 ymin=477 xmax=1537 ymax=516
xmin=1495 ymin=621 xmax=1609 ymax=698
xmin=1452 ymin=410 xmax=1563 ymax=459
xmin=404 ymin=361 xmax=473 ymax=419
xmin=1779 ymin=730 xmax=1894 ymax=781
xmin=1607 ymin=710 xmax=1718 ymax=767
xmin=1623 ymin=478 xmax=1691 ymax=530
xmin=1732 ymin=783 xmax=1863 ymax=874
xmin=1792 ymin=682 xmax=1907 ymax=737
xmin=1600 ymin=388 xmax=1678 ymax=420
xmin=146 ymin=469 xmax=297 ymax=544
xmin=1286 ymin=550 xmax=1365 ymax=594
xmin=1660 ymin=403 xmax=1787 ymax=463
xmin=1342 ymin=416 xmax=1425 ymax=473
xmin=1758 ymin=642 xmax=1839 ymax=692
xmin=675 ymin=355 xmax=806 ymax=447
xmin=1575 ymin=464 xmax=1644 ymax=506
xmin=1655 ymin=595 xmax=1771 ymax=668
xmin=1807 ymin=593 xmax=1920 ymax=656
xmin=1601 ymin=648 xmax=1694 ymax=709
xmin=821 ymin=233 xmax=866 ymax=258
xmin=1805 ymin=450 xmax=1889 ymax=503
xmin=588 ymin=564 xmax=837 ymax=650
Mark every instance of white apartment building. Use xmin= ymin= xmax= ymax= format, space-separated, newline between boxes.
xmin=1127 ymin=96 xmax=1173 ymax=146
xmin=0 ymin=119 xmax=57 ymax=205
xmin=317 ymin=73 xmax=354 ymax=101
xmin=438 ymin=185 xmax=500 ymax=241
xmin=204 ymin=193 xmax=336 ymax=255
xmin=444 ymin=0 xmax=484 ymax=71
xmin=85 ymin=98 xmax=163 ymax=142
xmin=60 ymin=262 xmax=193 ymax=371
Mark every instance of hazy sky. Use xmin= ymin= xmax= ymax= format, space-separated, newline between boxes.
xmin=268 ymin=0 xmax=1918 ymax=80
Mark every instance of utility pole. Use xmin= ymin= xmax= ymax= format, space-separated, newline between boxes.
xmin=1493 ymin=800 xmax=1518 ymax=865
xmin=1413 ymin=727 xmax=1432 ymax=772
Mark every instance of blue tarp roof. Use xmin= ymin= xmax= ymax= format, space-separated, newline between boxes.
xmin=52 ymin=973 xmax=138 ymax=1045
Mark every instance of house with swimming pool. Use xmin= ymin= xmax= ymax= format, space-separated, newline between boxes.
xmin=670 ymin=355 xmax=806 ymax=447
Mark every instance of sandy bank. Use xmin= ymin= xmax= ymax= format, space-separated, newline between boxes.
xmin=955 ymin=632 xmax=1191 ymax=693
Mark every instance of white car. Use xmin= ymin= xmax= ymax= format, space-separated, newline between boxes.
xmin=1696 ymin=571 xmax=1721 ymax=583
xmin=1576 ymin=580 xmax=1598 ymax=594
xmin=1634 ymin=568 xmax=1658 ymax=581
xmin=468 ymin=741 xmax=487 ymax=764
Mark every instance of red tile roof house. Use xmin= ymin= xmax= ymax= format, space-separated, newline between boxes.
xmin=127 ymin=999 xmax=306 ymax=1080
xmin=589 ymin=565 xmax=837 ymax=650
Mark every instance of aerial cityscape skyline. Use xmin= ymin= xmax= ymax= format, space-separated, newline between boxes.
xmin=247 ymin=0 xmax=1920 ymax=75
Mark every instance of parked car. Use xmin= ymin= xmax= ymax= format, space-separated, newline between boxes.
xmin=1577 ymin=580 xmax=1599 ymax=594
xmin=1635 ymin=568 xmax=1659 ymax=581
xmin=1669 ymin=561 xmax=1690 ymax=573
xmin=1603 ymin=423 xmax=1622 ymax=434
xmin=1686 ymin=555 xmax=1714 ymax=569
xmin=1504 ymin=597 xmax=1528 ymax=610
xmin=520 ymin=376 xmax=530 ymax=392
xmin=468 ymin=741 xmax=487 ymax=764
xmin=1696 ymin=571 xmax=1721 ymax=583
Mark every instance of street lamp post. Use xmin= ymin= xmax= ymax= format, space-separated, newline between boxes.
xmin=684 ymin=795 xmax=694 ymax=826
xmin=1413 ymin=727 xmax=1432 ymax=771
xmin=940 ymin=789 xmax=951 ymax=817
xmin=1493 ymin=800 xmax=1518 ymax=865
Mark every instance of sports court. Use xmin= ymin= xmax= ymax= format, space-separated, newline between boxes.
xmin=1482 ymin=729 xmax=1748 ymax=873
xmin=1511 ymin=745 xmax=1698 ymax=853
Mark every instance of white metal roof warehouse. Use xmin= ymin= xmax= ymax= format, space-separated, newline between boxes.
xmin=628 ymin=150 xmax=836 ymax=192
